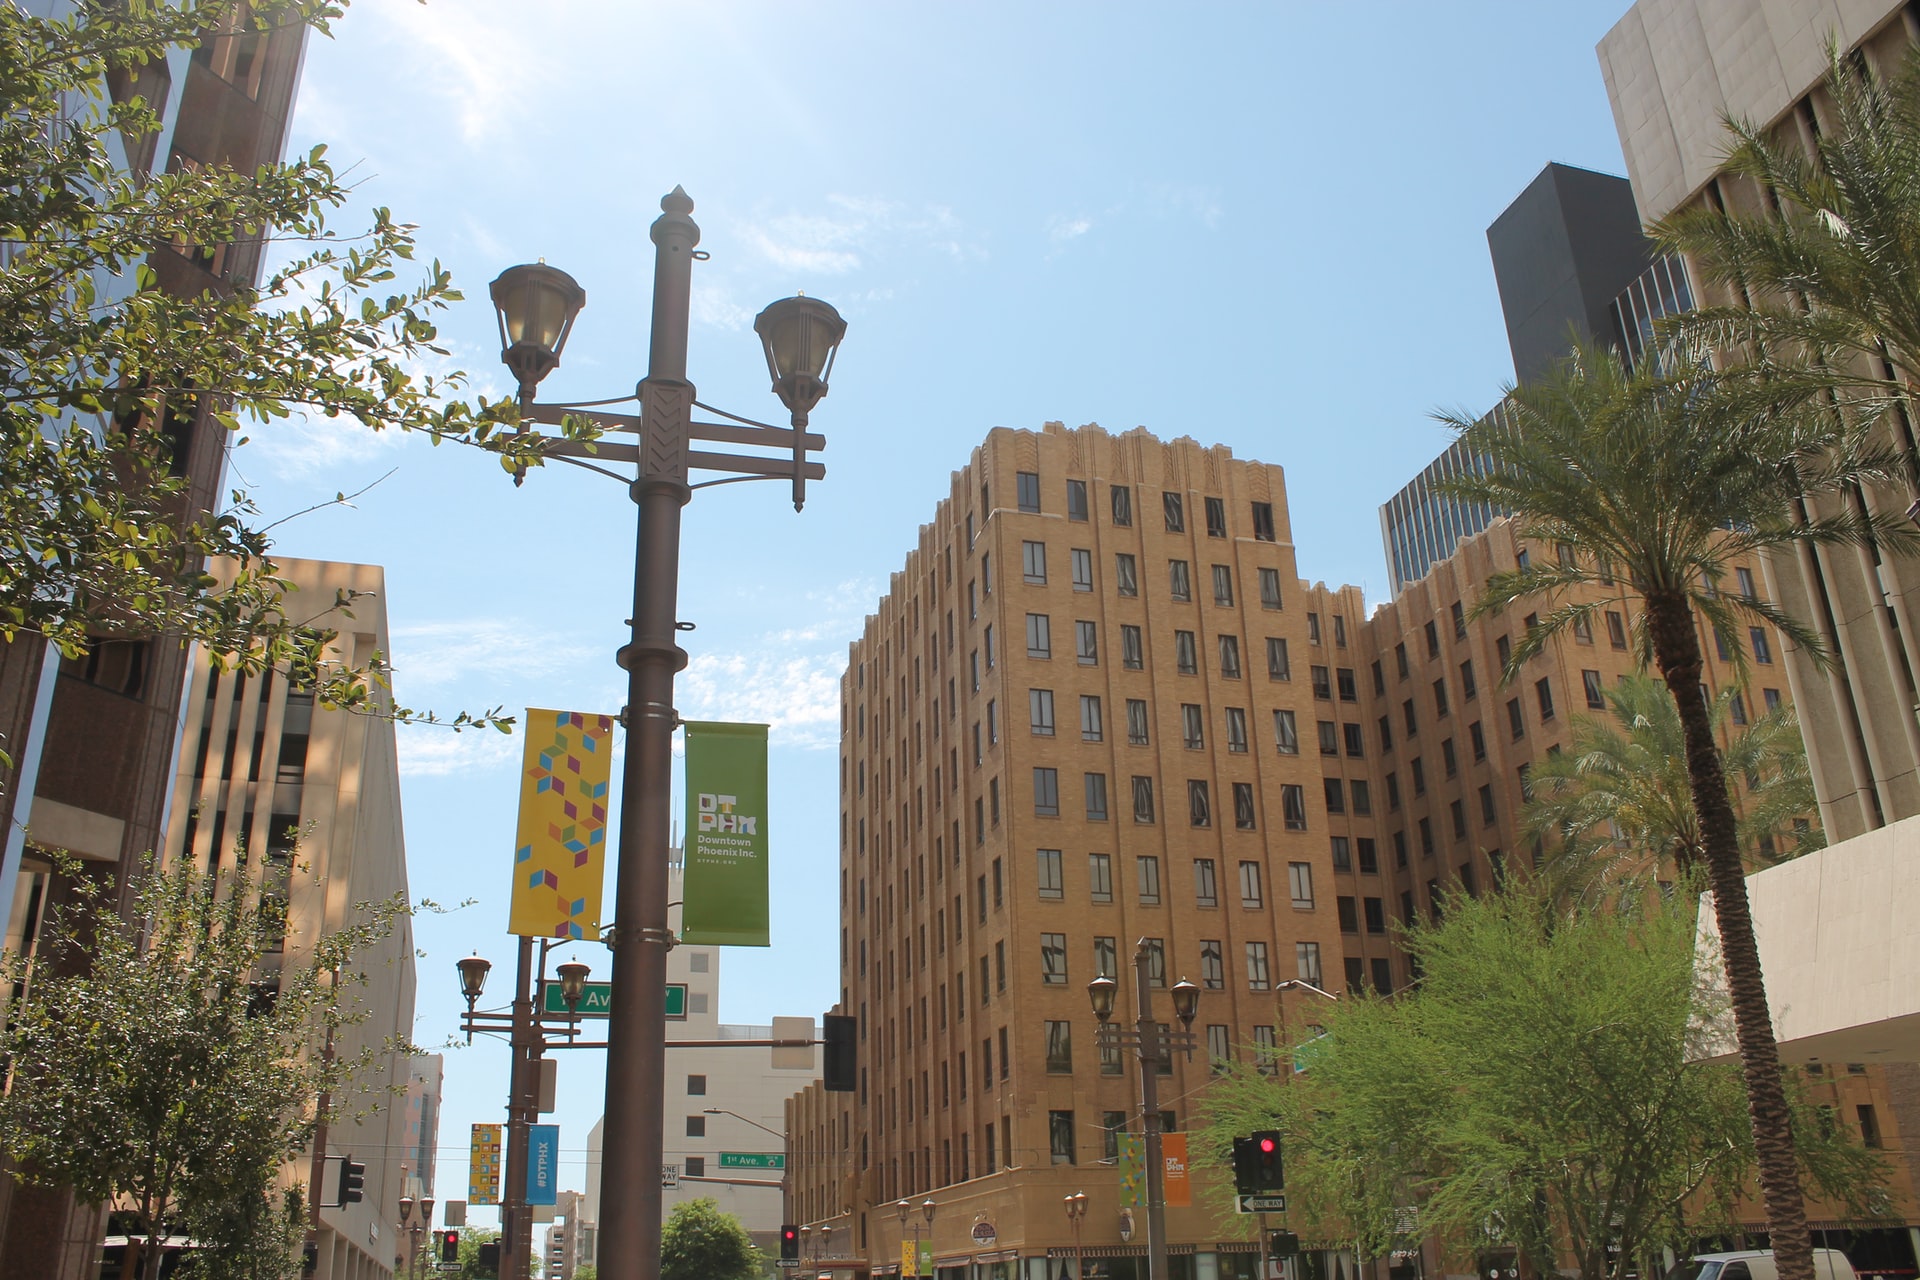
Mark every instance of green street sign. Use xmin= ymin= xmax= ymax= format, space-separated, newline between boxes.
xmin=540 ymin=982 xmax=687 ymax=1020
xmin=717 ymin=1152 xmax=785 ymax=1170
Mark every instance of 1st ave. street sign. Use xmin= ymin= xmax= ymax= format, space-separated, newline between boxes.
xmin=540 ymin=981 xmax=686 ymax=1020
xmin=718 ymin=1152 xmax=785 ymax=1169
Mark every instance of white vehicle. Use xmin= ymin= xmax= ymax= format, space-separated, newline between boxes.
xmin=1673 ymin=1250 xmax=1859 ymax=1280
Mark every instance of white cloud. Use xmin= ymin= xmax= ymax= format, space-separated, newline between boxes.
xmin=388 ymin=618 xmax=600 ymax=690
xmin=1048 ymin=215 xmax=1093 ymax=243
xmin=244 ymin=411 xmax=407 ymax=480
xmin=363 ymin=0 xmax=542 ymax=147
xmin=679 ymin=652 xmax=843 ymax=749
xmin=692 ymin=280 xmax=755 ymax=331
xmin=736 ymin=197 xmax=984 ymax=278
xmin=397 ymin=724 xmax=521 ymax=778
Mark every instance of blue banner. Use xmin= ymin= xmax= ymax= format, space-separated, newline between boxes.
xmin=527 ymin=1124 xmax=559 ymax=1205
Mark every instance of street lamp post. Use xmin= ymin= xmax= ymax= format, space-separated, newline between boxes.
xmin=702 ymin=1107 xmax=791 ymax=1221
xmin=398 ymin=1195 xmax=434 ymax=1280
xmin=486 ymin=187 xmax=844 ymax=1280
xmin=1087 ymin=943 xmax=1201 ymax=1280
xmin=457 ymin=947 xmax=593 ymax=1278
xmin=1063 ymin=1192 xmax=1088 ymax=1280
xmin=895 ymin=1198 xmax=934 ymax=1279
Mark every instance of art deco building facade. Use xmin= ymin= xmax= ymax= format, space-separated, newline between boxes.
xmin=788 ymin=417 xmax=1918 ymax=1280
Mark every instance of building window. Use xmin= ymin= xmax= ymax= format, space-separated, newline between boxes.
xmin=1076 ymin=620 xmax=1098 ymax=665
xmin=1084 ymin=772 xmax=1109 ymax=822
xmin=1201 ymin=940 xmax=1224 ymax=988
xmin=1066 ymin=479 xmax=1088 ymax=522
xmin=1026 ymin=612 xmax=1051 ymax=658
xmin=1480 ymin=784 xmax=1496 ymax=826
xmin=1071 ymin=548 xmax=1093 ymax=592
xmin=1042 ymin=933 xmax=1068 ymax=984
xmin=1226 ymin=707 xmax=1249 ymax=753
xmin=1583 ymin=669 xmax=1604 ymax=708
xmin=1022 ymin=540 xmax=1047 ymax=583
xmin=1245 ymin=941 xmax=1271 ymax=990
xmin=1205 ymin=496 xmax=1227 ymax=538
xmin=1121 ymin=624 xmax=1143 ymax=669
xmin=1288 ymin=862 xmax=1313 ymax=909
xmin=1507 ymin=697 xmax=1525 ymax=740
xmin=1095 ymin=935 xmax=1118 ymax=979
xmin=1047 ymin=1110 xmax=1076 ymax=1165
xmin=1219 ymin=635 xmax=1242 ymax=679
xmin=1273 ymin=710 xmax=1299 ymax=754
xmin=1364 ymin=897 xmax=1386 ymax=934
xmin=1308 ymin=612 xmax=1322 ymax=644
xmin=1030 ymin=689 xmax=1056 ymax=736
xmin=1175 ymin=630 xmax=1198 ymax=674
xmin=1144 ymin=938 xmax=1167 ymax=986
xmin=1535 ymin=677 xmax=1555 ymax=722
xmin=1281 ymin=784 xmax=1306 ymax=831
xmin=1182 ymin=703 xmax=1206 ymax=750
xmin=1163 ymin=492 xmax=1185 ymax=532
xmin=1371 ymin=958 xmax=1394 ymax=996
xmin=1324 ymin=776 xmax=1346 ymax=814
xmin=1187 ymin=780 xmax=1211 ymax=828
xmin=1239 ymin=860 xmax=1263 ymax=908
xmin=1267 ymin=637 xmax=1291 ymax=680
xmin=1295 ymin=941 xmax=1323 ymax=988
xmin=1111 ymin=486 xmax=1133 ymax=526
xmin=1350 ymin=779 xmax=1371 ymax=815
xmin=1136 ymin=855 xmax=1161 ymax=903
xmin=1750 ymin=628 xmax=1773 ymax=664
xmin=1433 ymin=678 xmax=1450 ymax=719
xmin=1311 ymin=666 xmax=1332 ymax=700
xmin=1017 ymin=471 xmax=1041 ymax=512
xmin=1338 ymin=668 xmax=1358 ymax=701
xmin=1169 ymin=559 xmax=1192 ymax=602
xmin=1207 ymin=1023 xmax=1232 ymax=1071
xmin=1252 ymin=501 xmax=1276 ymax=541
xmin=1212 ymin=564 xmax=1234 ymax=606
xmin=1318 ymin=720 xmax=1339 ymax=756
xmin=1089 ymin=853 xmax=1113 ymax=902
xmin=1193 ymin=858 xmax=1219 ymax=908
xmin=1046 ymin=1020 xmax=1073 ymax=1072
xmin=1034 ymin=768 xmax=1059 ymax=816
xmin=1337 ymin=896 xmax=1359 ymax=932
xmin=1357 ymin=837 xmax=1378 ymax=873
xmin=686 ymin=1115 xmax=706 ymax=1137
xmin=1126 ymin=699 xmax=1150 ymax=746
xmin=1115 ymin=553 xmax=1138 ymax=597
xmin=685 ymin=1155 xmax=706 ymax=1177
xmin=1038 ymin=849 xmax=1063 ymax=899
xmin=1470 ymin=720 xmax=1486 ymax=761
xmin=1252 ymin=1024 xmax=1279 ymax=1073
xmin=1259 ymin=567 xmax=1282 ymax=609
xmin=686 ymin=1074 xmax=707 ymax=1095
xmin=1081 ymin=695 xmax=1104 ymax=742
xmin=1330 ymin=836 xmax=1351 ymax=870
xmin=1607 ymin=610 xmax=1628 ymax=649
xmin=1395 ymin=642 xmax=1409 ymax=678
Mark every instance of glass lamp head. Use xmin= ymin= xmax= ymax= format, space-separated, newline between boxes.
xmin=556 ymin=960 xmax=591 ymax=1009
xmin=1171 ymin=977 xmax=1200 ymax=1025
xmin=456 ymin=953 xmax=492 ymax=1002
xmin=754 ymin=295 xmax=847 ymax=418
xmin=1086 ymin=975 xmax=1117 ymax=1022
xmin=490 ymin=262 xmax=586 ymax=396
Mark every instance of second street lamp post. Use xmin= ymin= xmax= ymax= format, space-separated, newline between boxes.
xmin=486 ymin=186 xmax=845 ymax=1280
xmin=1063 ymin=1192 xmax=1088 ymax=1280
xmin=896 ymin=1198 xmax=934 ymax=1278
xmin=1088 ymin=944 xmax=1200 ymax=1280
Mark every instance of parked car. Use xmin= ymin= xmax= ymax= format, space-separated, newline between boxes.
xmin=1672 ymin=1250 xmax=1859 ymax=1280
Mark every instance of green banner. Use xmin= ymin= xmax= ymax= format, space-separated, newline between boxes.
xmin=681 ymin=722 xmax=771 ymax=946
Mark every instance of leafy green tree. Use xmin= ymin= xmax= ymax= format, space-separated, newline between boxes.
xmin=1441 ymin=338 xmax=1914 ymax=1280
xmin=1523 ymin=673 xmax=1821 ymax=905
xmin=0 ymin=856 xmax=409 ymax=1280
xmin=1196 ymin=892 xmax=1884 ymax=1280
xmin=660 ymin=1198 xmax=763 ymax=1280
xmin=0 ymin=0 xmax=597 ymax=752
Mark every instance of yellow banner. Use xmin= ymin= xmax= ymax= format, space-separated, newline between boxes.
xmin=902 ymin=1242 xmax=917 ymax=1276
xmin=469 ymin=1124 xmax=502 ymax=1205
xmin=508 ymin=709 xmax=616 ymax=938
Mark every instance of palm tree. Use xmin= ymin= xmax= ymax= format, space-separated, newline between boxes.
xmin=1523 ymin=673 xmax=1821 ymax=908
xmin=1440 ymin=338 xmax=1914 ymax=1280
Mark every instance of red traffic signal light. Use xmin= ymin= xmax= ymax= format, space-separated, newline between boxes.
xmin=440 ymin=1230 xmax=460 ymax=1263
xmin=781 ymin=1224 xmax=801 ymax=1261
xmin=1258 ymin=1136 xmax=1277 ymax=1155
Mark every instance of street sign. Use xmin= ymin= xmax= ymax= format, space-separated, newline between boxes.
xmin=718 ymin=1152 xmax=786 ymax=1170
xmin=1237 ymin=1194 xmax=1288 ymax=1213
xmin=662 ymin=1164 xmax=680 ymax=1188
xmin=775 ymin=1262 xmax=802 ymax=1270
xmin=540 ymin=981 xmax=688 ymax=1019
xmin=437 ymin=1266 xmax=463 ymax=1273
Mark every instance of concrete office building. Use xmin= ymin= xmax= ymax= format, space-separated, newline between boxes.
xmin=159 ymin=558 xmax=419 ymax=1280
xmin=404 ymin=1055 xmax=446 ymax=1198
xmin=1600 ymin=0 xmax=1920 ymax=841
xmin=584 ymin=862 xmax=822 ymax=1256
xmin=0 ymin=8 xmax=315 ymax=1275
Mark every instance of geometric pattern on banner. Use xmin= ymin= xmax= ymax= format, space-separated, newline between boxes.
xmin=469 ymin=1123 xmax=502 ymax=1206
xmin=507 ymin=709 xmax=616 ymax=939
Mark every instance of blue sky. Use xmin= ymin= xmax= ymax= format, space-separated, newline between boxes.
xmin=241 ymin=0 xmax=1637 ymax=1216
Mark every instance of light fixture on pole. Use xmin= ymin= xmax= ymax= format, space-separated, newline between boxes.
xmin=1064 ymin=1192 xmax=1089 ymax=1280
xmin=1087 ymin=941 xmax=1200 ymax=1280
xmin=485 ymin=186 xmax=844 ymax=1280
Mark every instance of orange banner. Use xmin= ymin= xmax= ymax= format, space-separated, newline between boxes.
xmin=1162 ymin=1132 xmax=1191 ymax=1207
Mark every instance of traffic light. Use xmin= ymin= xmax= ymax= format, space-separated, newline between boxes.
xmin=477 ymin=1241 xmax=501 ymax=1273
xmin=340 ymin=1158 xmax=366 ymax=1204
xmin=1231 ymin=1136 xmax=1259 ymax=1196
xmin=1252 ymin=1129 xmax=1284 ymax=1192
xmin=781 ymin=1224 xmax=801 ymax=1261
xmin=1268 ymin=1230 xmax=1300 ymax=1257
xmin=441 ymin=1230 xmax=460 ymax=1263
xmin=823 ymin=1014 xmax=856 ymax=1092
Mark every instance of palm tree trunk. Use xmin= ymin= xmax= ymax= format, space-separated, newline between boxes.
xmin=1644 ymin=590 xmax=1814 ymax=1280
